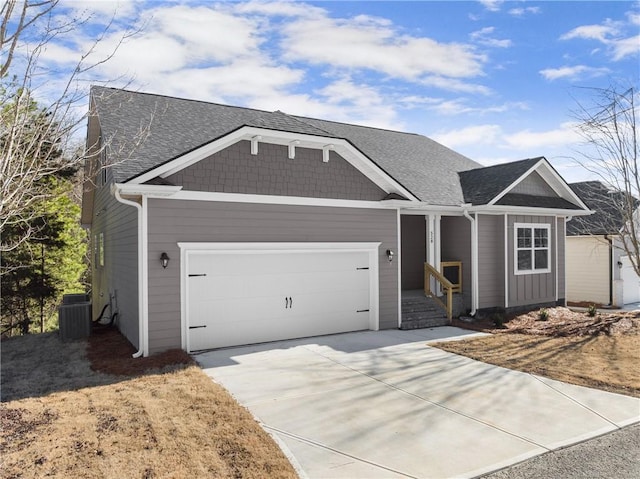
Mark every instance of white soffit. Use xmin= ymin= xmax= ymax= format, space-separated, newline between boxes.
xmin=128 ymin=126 xmax=419 ymax=202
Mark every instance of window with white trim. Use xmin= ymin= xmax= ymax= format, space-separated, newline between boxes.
xmin=95 ymin=233 xmax=104 ymax=267
xmin=514 ymin=223 xmax=550 ymax=274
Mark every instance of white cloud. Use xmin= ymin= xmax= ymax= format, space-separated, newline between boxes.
xmin=508 ymin=6 xmax=541 ymax=17
xmin=280 ymin=13 xmax=486 ymax=80
xmin=432 ymin=124 xmax=503 ymax=148
xmin=539 ymin=65 xmax=611 ymax=81
xmin=502 ymin=122 xmax=581 ymax=150
xmin=427 ymin=99 xmax=527 ymax=116
xmin=560 ymin=23 xmax=619 ymax=42
xmin=479 ymin=0 xmax=503 ymax=12
xmin=421 ymin=76 xmax=492 ymax=95
xmin=235 ymin=0 xmax=324 ymax=18
xmin=611 ymin=34 xmax=640 ymax=60
xmin=59 ymin=0 xmax=137 ymax=20
xmin=470 ymin=26 xmax=512 ymax=48
xmin=560 ymin=13 xmax=639 ymax=61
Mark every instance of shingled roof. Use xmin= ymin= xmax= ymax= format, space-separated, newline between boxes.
xmin=567 ymin=181 xmax=639 ymax=235
xmin=90 ymin=86 xmax=481 ymax=205
xmin=458 ymin=157 xmax=543 ymax=205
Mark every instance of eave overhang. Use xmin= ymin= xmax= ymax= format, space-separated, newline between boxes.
xmin=126 ymin=126 xmax=420 ymax=203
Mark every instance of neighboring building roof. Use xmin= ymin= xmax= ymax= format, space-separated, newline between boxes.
xmin=458 ymin=157 xmax=542 ymax=205
xmin=90 ymin=86 xmax=481 ymax=205
xmin=567 ymin=181 xmax=639 ymax=235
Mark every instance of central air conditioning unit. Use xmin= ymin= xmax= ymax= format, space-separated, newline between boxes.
xmin=58 ymin=294 xmax=92 ymax=340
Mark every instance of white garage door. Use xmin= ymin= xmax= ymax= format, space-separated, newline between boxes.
xmin=182 ymin=243 xmax=378 ymax=351
xmin=621 ymin=256 xmax=640 ymax=304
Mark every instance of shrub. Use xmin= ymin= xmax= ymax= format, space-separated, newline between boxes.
xmin=587 ymin=304 xmax=597 ymax=317
xmin=538 ymin=308 xmax=549 ymax=321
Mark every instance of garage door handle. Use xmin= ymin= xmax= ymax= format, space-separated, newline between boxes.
xmin=189 ymin=325 xmax=207 ymax=329
xmin=357 ymin=267 xmax=369 ymax=270
xmin=188 ymin=274 xmax=207 ymax=277
xmin=285 ymin=297 xmax=293 ymax=308
xmin=357 ymin=309 xmax=370 ymax=313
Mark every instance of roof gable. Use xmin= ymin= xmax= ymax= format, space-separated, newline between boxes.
xmin=459 ymin=157 xmax=588 ymax=211
xmin=89 ymin=86 xmax=481 ymax=205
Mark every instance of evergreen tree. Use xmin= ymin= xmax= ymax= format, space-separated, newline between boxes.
xmin=1 ymin=175 xmax=87 ymax=336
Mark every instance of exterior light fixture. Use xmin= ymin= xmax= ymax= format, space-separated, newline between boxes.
xmin=160 ymin=252 xmax=170 ymax=269
xmin=386 ymin=249 xmax=394 ymax=263
xmin=617 ymin=260 xmax=623 ymax=269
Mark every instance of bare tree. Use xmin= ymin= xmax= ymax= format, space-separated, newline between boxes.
xmin=1 ymin=0 xmax=134 ymax=253
xmin=572 ymin=84 xmax=640 ymax=276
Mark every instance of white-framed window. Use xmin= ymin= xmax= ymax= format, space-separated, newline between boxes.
xmin=95 ymin=233 xmax=105 ymax=267
xmin=514 ymin=223 xmax=550 ymax=275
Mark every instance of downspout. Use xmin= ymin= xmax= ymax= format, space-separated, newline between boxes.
xmin=463 ymin=209 xmax=478 ymax=315
xmin=113 ymin=186 xmax=146 ymax=358
xmin=605 ymin=234 xmax=613 ymax=306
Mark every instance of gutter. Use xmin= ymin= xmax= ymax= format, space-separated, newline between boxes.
xmin=112 ymin=184 xmax=148 ymax=358
xmin=462 ymin=208 xmax=478 ymax=315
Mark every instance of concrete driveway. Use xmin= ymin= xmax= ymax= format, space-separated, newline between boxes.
xmin=195 ymin=328 xmax=640 ymax=479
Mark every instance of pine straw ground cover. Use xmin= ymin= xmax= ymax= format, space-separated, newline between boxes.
xmin=0 ymin=325 xmax=298 ymax=479
xmin=434 ymin=307 xmax=640 ymax=398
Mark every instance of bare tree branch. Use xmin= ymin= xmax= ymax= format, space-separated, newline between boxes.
xmin=571 ymin=84 xmax=640 ymax=276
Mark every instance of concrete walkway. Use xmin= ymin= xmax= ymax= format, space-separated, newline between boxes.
xmin=195 ymin=328 xmax=640 ymax=479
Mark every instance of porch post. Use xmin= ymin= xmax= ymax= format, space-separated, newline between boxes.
xmin=425 ymin=214 xmax=442 ymax=295
xmin=435 ymin=214 xmax=442 ymax=296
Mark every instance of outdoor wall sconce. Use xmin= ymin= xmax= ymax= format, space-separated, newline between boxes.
xmin=617 ymin=260 xmax=623 ymax=269
xmin=160 ymin=252 xmax=170 ymax=269
xmin=386 ymin=249 xmax=394 ymax=263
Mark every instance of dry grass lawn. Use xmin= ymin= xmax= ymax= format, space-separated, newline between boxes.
xmin=436 ymin=307 xmax=640 ymax=398
xmin=1 ymin=326 xmax=298 ymax=479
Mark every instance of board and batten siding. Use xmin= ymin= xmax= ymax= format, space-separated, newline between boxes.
xmin=566 ymin=236 xmax=609 ymax=304
xmin=477 ymin=214 xmax=505 ymax=309
xmin=165 ymin=140 xmax=387 ymax=201
xmin=506 ymin=215 xmax=557 ymax=308
xmin=91 ymin=171 xmax=139 ymax=347
xmin=440 ymin=216 xmax=472 ymax=310
xmin=146 ymin=199 xmax=398 ymax=354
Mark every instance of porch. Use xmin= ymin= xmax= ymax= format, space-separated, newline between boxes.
xmin=400 ymin=214 xmax=471 ymax=326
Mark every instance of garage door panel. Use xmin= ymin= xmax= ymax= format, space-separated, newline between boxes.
xmin=185 ymin=247 xmax=376 ymax=351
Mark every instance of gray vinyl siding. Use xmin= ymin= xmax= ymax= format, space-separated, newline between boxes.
xmin=507 ymin=215 xmax=556 ymax=308
xmin=477 ymin=215 xmax=505 ymax=309
xmin=90 ymin=170 xmax=139 ymax=348
xmin=440 ymin=216 xmax=472 ymax=310
xmin=511 ymin=171 xmax=557 ymax=197
xmin=165 ymin=140 xmax=387 ymax=201
xmin=401 ymin=215 xmax=426 ymax=290
xmin=146 ymin=199 xmax=398 ymax=354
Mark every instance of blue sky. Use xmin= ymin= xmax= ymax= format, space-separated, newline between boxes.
xmin=27 ymin=0 xmax=640 ymax=182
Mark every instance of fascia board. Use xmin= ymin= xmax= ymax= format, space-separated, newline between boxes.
xmin=113 ymin=183 xmax=183 ymax=197
xmin=469 ymin=204 xmax=594 ymax=216
xmin=157 ymin=189 xmax=402 ymax=210
xmin=127 ymin=126 xmax=419 ymax=202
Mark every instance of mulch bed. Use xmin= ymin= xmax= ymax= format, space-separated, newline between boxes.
xmin=453 ymin=307 xmax=640 ymax=337
xmin=88 ymin=323 xmax=194 ymax=376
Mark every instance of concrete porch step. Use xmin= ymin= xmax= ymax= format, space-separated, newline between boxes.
xmin=400 ymin=291 xmax=449 ymax=330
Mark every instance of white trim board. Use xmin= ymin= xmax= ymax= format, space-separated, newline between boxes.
xmin=128 ymin=126 xmax=419 ymax=202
